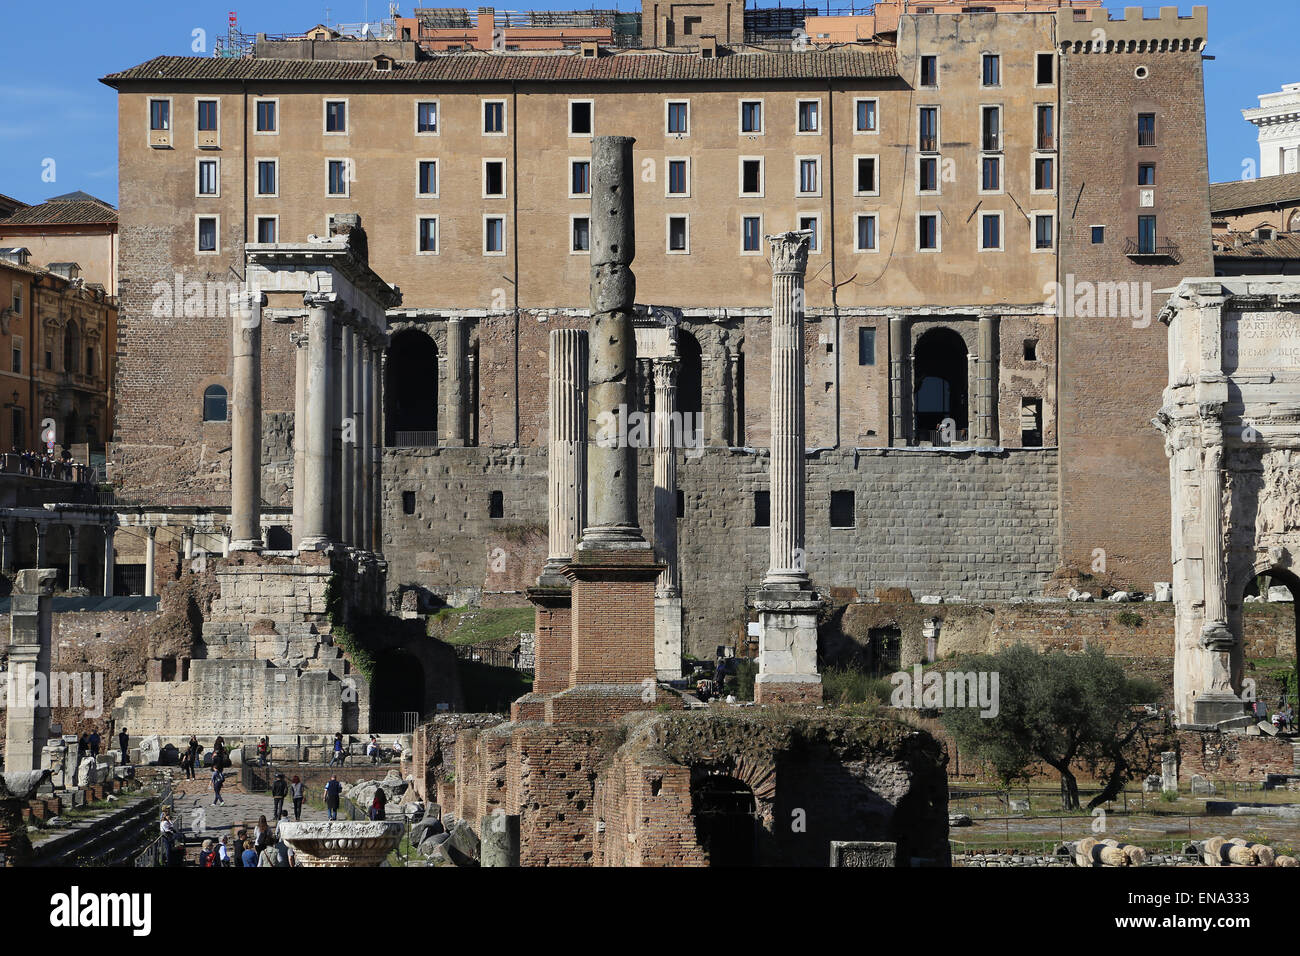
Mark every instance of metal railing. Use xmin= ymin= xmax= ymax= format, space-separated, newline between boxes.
xmin=373 ymin=710 xmax=421 ymax=734
xmin=1124 ymin=237 xmax=1181 ymax=261
xmin=393 ymin=430 xmax=439 ymax=447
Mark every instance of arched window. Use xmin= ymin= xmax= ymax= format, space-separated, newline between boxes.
xmin=676 ymin=328 xmax=704 ymax=431
xmin=385 ymin=328 xmax=438 ymax=445
xmin=202 ymin=385 xmax=228 ymax=422
xmin=913 ymin=327 xmax=969 ymax=443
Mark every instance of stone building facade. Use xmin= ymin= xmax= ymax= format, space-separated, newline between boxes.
xmin=100 ymin=4 xmax=1211 ymax=656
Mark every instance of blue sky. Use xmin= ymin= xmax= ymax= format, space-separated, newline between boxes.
xmin=0 ymin=0 xmax=1291 ymax=205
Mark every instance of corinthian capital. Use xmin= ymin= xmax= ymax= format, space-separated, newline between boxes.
xmin=767 ymin=230 xmax=813 ymax=277
xmin=303 ymin=291 xmax=338 ymax=310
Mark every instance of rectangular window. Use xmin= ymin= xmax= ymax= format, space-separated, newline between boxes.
xmin=1138 ymin=215 xmax=1157 ymax=254
xmin=571 ymin=216 xmax=590 ymax=252
xmin=668 ymin=159 xmax=689 ymax=195
xmin=1035 ymin=214 xmax=1054 ymax=250
xmin=799 ymin=215 xmax=818 ymax=251
xmin=328 ymin=160 xmax=349 ymax=195
xmin=830 ymin=490 xmax=855 ymax=529
xmin=571 ymin=160 xmax=591 ymax=196
xmin=981 ymin=156 xmax=1001 ymax=192
xmin=256 ymin=160 xmax=276 ymax=196
xmin=484 ymin=160 xmax=505 ymax=197
xmin=981 ymin=106 xmax=1000 ymax=151
xmin=197 ymin=159 xmax=218 ymax=196
xmin=668 ymin=215 xmax=688 ymax=252
xmin=256 ymin=100 xmax=277 ymax=132
xmin=1021 ymin=398 xmax=1043 ymax=447
xmin=918 ymin=213 xmax=939 ymax=251
xmin=570 ymin=100 xmax=592 ymax=135
xmin=798 ymin=158 xmax=819 ymax=194
xmin=11 ymin=409 xmax=21 ymax=445
xmin=981 ymin=53 xmax=1000 ymax=87
xmin=1091 ymin=225 xmax=1105 ymax=244
xmin=325 ymin=100 xmax=347 ymax=133
xmin=489 ymin=490 xmax=504 ymax=519
xmin=255 ymin=216 xmax=276 ymax=243
xmin=1138 ymin=113 xmax=1156 ymax=147
xmin=417 ymin=101 xmax=438 ymax=133
xmin=419 ymin=160 xmax=438 ymax=196
xmin=10 ymin=285 xmax=20 ymax=314
xmin=197 ymin=100 xmax=218 ymax=131
xmin=12 ymin=343 xmax=21 ymax=373
xmin=753 ymin=491 xmax=770 ymax=527
xmin=149 ymin=99 xmax=170 ymax=130
xmin=1036 ymin=52 xmax=1054 ymax=85
xmin=797 ymin=99 xmax=820 ymax=133
xmin=1034 ymin=157 xmax=1054 ymax=191
xmin=918 ymin=157 xmax=938 ymax=192
xmin=1138 ymin=163 xmax=1156 ymax=186
xmin=1024 ymin=339 xmax=1038 ymax=361
xmin=667 ymin=101 xmax=689 ymax=135
xmin=741 ymin=100 xmax=762 ymax=133
xmin=855 ymin=98 xmax=878 ymax=132
xmin=403 ymin=491 xmax=416 ymax=515
xmin=741 ymin=159 xmax=762 ymax=195
xmin=1036 ymin=105 xmax=1054 ymax=150
xmin=919 ymin=107 xmax=938 ymax=151
xmin=485 ymin=216 xmax=505 ymax=254
xmin=920 ymin=55 xmax=938 ymax=88
xmin=418 ymin=217 xmax=438 ymax=253
xmin=743 ymin=215 xmax=762 ymax=252
xmin=981 ymin=212 xmax=1002 ymax=250
xmin=483 ymin=100 xmax=505 ymax=134
xmin=856 ymin=214 xmax=877 ymax=252
xmin=197 ymin=216 xmax=217 ymax=253
xmin=855 ymin=156 xmax=877 ymax=195
xmin=858 ymin=326 xmax=876 ymax=365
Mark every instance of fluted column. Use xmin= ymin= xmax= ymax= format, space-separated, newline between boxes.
xmin=230 ymin=289 xmax=265 ymax=551
xmin=144 ymin=525 xmax=156 ymax=597
xmin=543 ymin=329 xmax=589 ymax=582
xmin=351 ymin=320 xmax=366 ymax=547
xmin=652 ymin=355 xmax=680 ymax=598
xmin=1 ymin=519 xmax=13 ymax=573
xmin=763 ymin=230 xmax=812 ymax=589
xmin=300 ymin=292 xmax=336 ymax=550
xmin=340 ymin=319 xmax=356 ymax=545
xmin=66 ymin=525 xmax=79 ymax=589
xmin=975 ymin=315 xmax=999 ymax=446
xmin=371 ymin=342 xmax=385 ymax=555
xmin=889 ymin=316 xmax=908 ymax=446
xmin=102 ymin=524 xmax=115 ymax=597
xmin=291 ymin=331 xmax=308 ymax=550
xmin=445 ymin=316 xmax=467 ymax=446
xmin=359 ymin=334 xmax=374 ymax=551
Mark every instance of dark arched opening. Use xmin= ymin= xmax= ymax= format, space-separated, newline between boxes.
xmin=202 ymin=385 xmax=228 ymax=423
xmin=692 ymin=774 xmax=757 ymax=867
xmin=369 ymin=649 xmax=426 ymax=733
xmin=913 ymin=327 xmax=969 ymax=443
xmin=676 ymin=329 xmax=704 ymax=437
xmin=386 ymin=329 xmax=439 ymax=446
xmin=1242 ymin=567 xmax=1299 ymax=718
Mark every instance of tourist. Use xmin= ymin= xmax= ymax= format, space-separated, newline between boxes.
xmin=257 ymin=736 xmax=269 ymax=767
xmin=369 ymin=786 xmax=387 ymax=821
xmin=271 ymin=772 xmax=288 ymax=820
xmin=330 ymin=732 xmax=344 ymax=767
xmin=240 ymin=839 xmax=258 ymax=867
xmin=368 ymin=735 xmax=379 ymax=764
xmin=211 ymin=765 xmax=226 ymax=806
xmin=198 ymin=839 xmax=215 ymax=867
xmin=119 ymin=727 xmax=129 ymax=764
xmin=217 ymin=835 xmax=233 ymax=866
xmin=88 ymin=728 xmax=101 ymax=757
xmin=188 ymin=734 xmax=200 ymax=769
xmin=180 ymin=748 xmax=194 ymax=780
xmin=160 ymin=811 xmax=176 ymax=864
xmin=253 ymin=814 xmax=271 ymax=853
xmin=76 ymin=732 xmax=87 ymax=764
xmin=324 ymin=774 xmax=342 ymax=821
xmin=290 ymin=775 xmax=305 ymax=821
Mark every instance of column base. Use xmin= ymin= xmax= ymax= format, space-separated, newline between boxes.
xmin=655 ymin=595 xmax=683 ymax=680
xmin=754 ymin=590 xmax=821 ymax=705
xmin=561 ymin=544 xmax=663 ymax=686
xmin=230 ymin=539 xmax=263 ymax=554
xmin=298 ymin=536 xmax=331 ymax=553
xmin=755 ymin=675 xmax=823 ymax=706
xmin=1193 ymin=692 xmax=1246 ymax=726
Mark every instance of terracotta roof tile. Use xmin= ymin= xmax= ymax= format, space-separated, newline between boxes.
xmin=3 ymin=197 xmax=117 ymax=227
xmin=101 ymin=49 xmax=899 ymax=86
xmin=1209 ymin=172 xmax=1300 ymax=214
xmin=1213 ymin=231 xmax=1300 ymax=259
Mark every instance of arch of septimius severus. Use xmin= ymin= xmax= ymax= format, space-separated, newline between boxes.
xmin=1157 ymin=277 xmax=1300 ymax=726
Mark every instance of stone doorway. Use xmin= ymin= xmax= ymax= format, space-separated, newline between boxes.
xmin=691 ymin=774 xmax=757 ymax=867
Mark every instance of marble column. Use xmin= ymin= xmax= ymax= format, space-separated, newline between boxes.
xmin=754 ymin=229 xmax=822 ymax=705
xmin=329 ymin=318 xmax=344 ymax=542
xmin=974 ymin=315 xmax=999 ymax=446
xmin=0 ymin=519 xmax=13 ymax=573
xmin=371 ymin=342 xmax=385 ymax=555
xmin=359 ymin=335 xmax=374 ymax=551
xmin=889 ymin=316 xmax=908 ymax=446
xmin=102 ymin=525 xmax=115 ymax=597
xmin=220 ymin=528 xmax=231 ymax=557
xmin=340 ymin=319 xmax=355 ymax=546
xmin=182 ymin=527 xmax=195 ymax=560
xmin=33 ymin=521 xmax=46 ymax=569
xmin=445 ymin=316 xmax=467 ymax=446
xmin=300 ymin=292 xmax=336 ymax=550
xmin=351 ymin=320 xmax=367 ymax=548
xmin=4 ymin=570 xmax=54 ymax=772
xmin=729 ymin=350 xmax=744 ymax=447
xmin=144 ymin=525 xmax=156 ymax=597
xmin=230 ymin=290 xmax=265 ymax=551
xmin=291 ymin=331 xmax=308 ymax=550
xmin=653 ymin=353 xmax=683 ymax=680
xmin=1194 ymin=404 xmax=1240 ymax=724
xmin=66 ymin=525 xmax=79 ymax=589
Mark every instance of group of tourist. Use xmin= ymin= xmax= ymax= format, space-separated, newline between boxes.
xmin=6 ymin=447 xmax=95 ymax=483
xmin=270 ymin=772 xmax=307 ymax=821
xmin=192 ymin=814 xmax=297 ymax=867
xmin=72 ymin=727 xmax=130 ymax=765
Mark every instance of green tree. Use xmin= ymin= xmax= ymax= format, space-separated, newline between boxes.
xmin=942 ymin=645 xmax=1161 ymax=810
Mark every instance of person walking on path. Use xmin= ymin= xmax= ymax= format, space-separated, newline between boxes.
xmin=271 ymin=772 xmax=288 ymax=821
xmin=118 ymin=727 xmax=129 ymax=764
xmin=290 ymin=775 xmax=306 ymax=821
xmin=369 ymin=787 xmax=387 ymax=821
xmin=253 ymin=815 xmax=271 ymax=854
xmin=330 ymin=733 xmax=344 ymax=767
xmin=240 ymin=839 xmax=258 ymax=867
xmin=324 ymin=774 xmax=342 ymax=821
xmin=88 ymin=729 xmax=101 ymax=757
xmin=211 ymin=766 xmax=226 ymax=806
